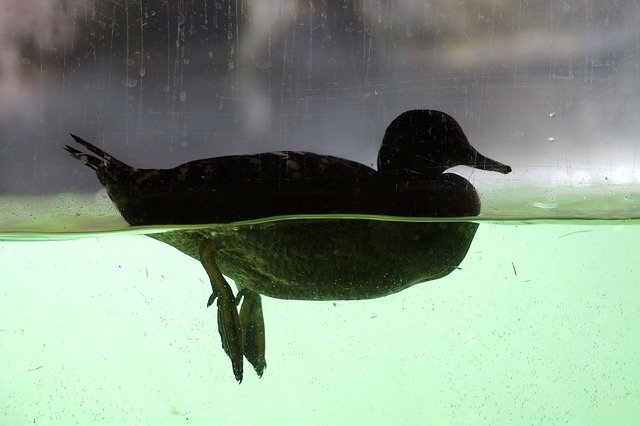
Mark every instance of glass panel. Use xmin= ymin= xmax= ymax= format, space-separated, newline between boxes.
xmin=2 ymin=2 xmax=639 ymax=424
xmin=1 ymin=1 xmax=638 ymax=233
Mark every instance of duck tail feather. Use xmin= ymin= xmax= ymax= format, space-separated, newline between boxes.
xmin=63 ymin=144 xmax=106 ymax=172
xmin=68 ymin=134 xmax=129 ymax=170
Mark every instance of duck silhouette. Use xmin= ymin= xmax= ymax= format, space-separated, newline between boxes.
xmin=64 ymin=109 xmax=511 ymax=382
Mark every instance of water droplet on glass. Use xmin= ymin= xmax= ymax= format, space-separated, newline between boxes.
xmin=255 ymin=60 xmax=270 ymax=70
xmin=547 ymin=137 xmax=555 ymax=142
xmin=122 ymin=78 xmax=138 ymax=88
xmin=572 ymin=171 xmax=592 ymax=188
xmin=125 ymin=58 xmax=134 ymax=66
xmin=180 ymin=91 xmax=187 ymax=102
xmin=532 ymin=201 xmax=558 ymax=210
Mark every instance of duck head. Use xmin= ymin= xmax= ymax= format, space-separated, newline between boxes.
xmin=377 ymin=110 xmax=512 ymax=178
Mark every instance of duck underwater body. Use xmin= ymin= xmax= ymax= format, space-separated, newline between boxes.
xmin=64 ymin=109 xmax=512 ymax=382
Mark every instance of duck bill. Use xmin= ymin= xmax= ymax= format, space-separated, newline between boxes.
xmin=469 ymin=150 xmax=512 ymax=174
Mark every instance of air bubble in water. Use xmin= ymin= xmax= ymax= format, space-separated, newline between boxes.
xmin=139 ymin=68 xmax=146 ymax=77
xmin=125 ymin=58 xmax=134 ymax=65
xmin=547 ymin=137 xmax=555 ymax=142
xmin=180 ymin=91 xmax=187 ymax=102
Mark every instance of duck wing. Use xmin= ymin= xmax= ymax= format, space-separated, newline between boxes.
xmin=160 ymin=151 xmax=376 ymax=195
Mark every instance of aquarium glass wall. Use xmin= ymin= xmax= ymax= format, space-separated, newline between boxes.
xmin=1 ymin=1 xmax=640 ymax=424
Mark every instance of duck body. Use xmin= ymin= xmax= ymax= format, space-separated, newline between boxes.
xmin=64 ymin=109 xmax=512 ymax=381
xmin=67 ymin=146 xmax=485 ymax=224
xmin=151 ymin=219 xmax=478 ymax=301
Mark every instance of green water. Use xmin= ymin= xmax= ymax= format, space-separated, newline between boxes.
xmin=1 ymin=221 xmax=639 ymax=425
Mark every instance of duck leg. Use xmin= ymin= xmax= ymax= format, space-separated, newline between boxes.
xmin=236 ymin=288 xmax=266 ymax=377
xmin=201 ymin=240 xmax=244 ymax=382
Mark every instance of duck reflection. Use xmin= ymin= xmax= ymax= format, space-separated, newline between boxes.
xmin=65 ymin=110 xmax=511 ymax=382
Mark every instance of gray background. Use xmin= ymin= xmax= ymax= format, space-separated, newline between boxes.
xmin=1 ymin=0 xmax=639 ymax=194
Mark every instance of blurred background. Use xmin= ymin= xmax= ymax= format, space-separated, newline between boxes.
xmin=1 ymin=0 xmax=639 ymax=224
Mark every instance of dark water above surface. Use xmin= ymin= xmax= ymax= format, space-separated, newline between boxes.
xmin=1 ymin=221 xmax=639 ymax=424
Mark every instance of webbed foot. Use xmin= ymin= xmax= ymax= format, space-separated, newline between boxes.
xmin=236 ymin=289 xmax=266 ymax=377
xmin=201 ymin=240 xmax=244 ymax=383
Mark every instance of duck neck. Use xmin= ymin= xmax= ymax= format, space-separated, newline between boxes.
xmin=378 ymin=151 xmax=445 ymax=181
xmin=378 ymin=168 xmax=439 ymax=182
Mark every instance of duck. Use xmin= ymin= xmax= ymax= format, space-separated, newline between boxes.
xmin=64 ymin=109 xmax=511 ymax=382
